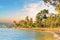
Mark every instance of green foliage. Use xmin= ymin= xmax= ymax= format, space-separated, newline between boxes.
xmin=19 ymin=20 xmax=27 ymax=28
xmin=13 ymin=21 xmax=18 ymax=28
xmin=43 ymin=0 xmax=60 ymax=6
xmin=25 ymin=16 xmax=30 ymax=28
xmin=35 ymin=9 xmax=48 ymax=27
xmin=55 ymin=3 xmax=60 ymax=13
xmin=13 ymin=8 xmax=60 ymax=28
xmin=25 ymin=16 xmax=29 ymax=22
xmin=29 ymin=18 xmax=33 ymax=28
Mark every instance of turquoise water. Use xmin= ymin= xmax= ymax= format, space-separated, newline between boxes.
xmin=0 ymin=28 xmax=55 ymax=40
xmin=0 ymin=28 xmax=36 ymax=40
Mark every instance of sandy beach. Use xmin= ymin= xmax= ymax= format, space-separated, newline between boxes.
xmin=14 ymin=27 xmax=60 ymax=32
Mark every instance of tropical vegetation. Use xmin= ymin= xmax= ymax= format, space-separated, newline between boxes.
xmin=13 ymin=0 xmax=60 ymax=28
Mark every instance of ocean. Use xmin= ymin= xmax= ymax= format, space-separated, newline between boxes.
xmin=0 ymin=23 xmax=55 ymax=40
xmin=0 ymin=29 xmax=56 ymax=40
xmin=0 ymin=22 xmax=13 ymax=28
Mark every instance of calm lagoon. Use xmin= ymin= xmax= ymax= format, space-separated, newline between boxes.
xmin=0 ymin=28 xmax=55 ymax=40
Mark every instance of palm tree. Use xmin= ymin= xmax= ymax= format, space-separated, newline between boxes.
xmin=29 ymin=18 xmax=33 ymax=28
xmin=25 ymin=16 xmax=30 ymax=28
xmin=36 ymin=9 xmax=48 ymax=28
xmin=13 ymin=21 xmax=18 ymax=28
xmin=55 ymin=3 xmax=60 ymax=13
xmin=43 ymin=0 xmax=60 ymax=6
xmin=19 ymin=20 xmax=27 ymax=28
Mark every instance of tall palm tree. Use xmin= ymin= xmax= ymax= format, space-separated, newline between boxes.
xmin=13 ymin=21 xmax=18 ymax=28
xmin=36 ymin=9 xmax=48 ymax=27
xmin=25 ymin=16 xmax=30 ymax=28
xmin=29 ymin=18 xmax=33 ymax=28
xmin=55 ymin=3 xmax=60 ymax=13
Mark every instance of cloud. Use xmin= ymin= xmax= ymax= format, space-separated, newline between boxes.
xmin=16 ymin=1 xmax=43 ymax=20
xmin=3 ymin=1 xmax=55 ymax=22
xmin=15 ymin=3 xmax=40 ymax=21
xmin=15 ymin=1 xmax=55 ymax=21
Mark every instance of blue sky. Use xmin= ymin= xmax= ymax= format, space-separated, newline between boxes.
xmin=0 ymin=0 xmax=55 ymax=22
xmin=0 ymin=0 xmax=41 ymax=12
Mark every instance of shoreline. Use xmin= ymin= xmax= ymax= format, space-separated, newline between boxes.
xmin=14 ymin=27 xmax=60 ymax=31
xmin=1 ymin=27 xmax=60 ymax=32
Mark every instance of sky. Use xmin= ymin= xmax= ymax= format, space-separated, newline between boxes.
xmin=0 ymin=0 xmax=56 ymax=23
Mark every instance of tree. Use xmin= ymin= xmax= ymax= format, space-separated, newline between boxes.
xmin=55 ymin=14 xmax=60 ymax=27
xmin=55 ymin=3 xmax=60 ymax=13
xmin=25 ymin=16 xmax=29 ymax=22
xmin=43 ymin=0 xmax=60 ymax=28
xmin=49 ymin=14 xmax=56 ymax=28
xmin=13 ymin=21 xmax=18 ymax=28
xmin=43 ymin=0 xmax=60 ymax=6
xmin=25 ymin=16 xmax=30 ymax=27
xmin=19 ymin=20 xmax=27 ymax=28
xmin=54 ymin=4 xmax=60 ymax=27
xmin=29 ymin=18 xmax=33 ymax=28
xmin=36 ymin=9 xmax=48 ymax=27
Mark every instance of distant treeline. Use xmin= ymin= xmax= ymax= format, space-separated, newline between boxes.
xmin=13 ymin=3 xmax=60 ymax=28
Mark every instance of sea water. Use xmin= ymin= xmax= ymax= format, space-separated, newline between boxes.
xmin=0 ymin=22 xmax=55 ymax=40
xmin=0 ymin=28 xmax=55 ymax=40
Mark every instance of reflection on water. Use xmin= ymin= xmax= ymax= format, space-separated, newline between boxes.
xmin=0 ymin=28 xmax=56 ymax=40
